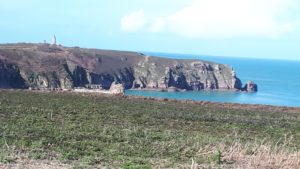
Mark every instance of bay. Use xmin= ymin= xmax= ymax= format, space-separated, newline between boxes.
xmin=125 ymin=52 xmax=300 ymax=107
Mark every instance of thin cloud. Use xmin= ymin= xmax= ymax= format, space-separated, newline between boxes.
xmin=122 ymin=0 xmax=296 ymax=39
xmin=121 ymin=10 xmax=146 ymax=32
xmin=166 ymin=0 xmax=295 ymax=39
xmin=148 ymin=17 xmax=165 ymax=33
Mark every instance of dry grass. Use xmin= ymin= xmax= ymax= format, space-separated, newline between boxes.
xmin=188 ymin=139 xmax=300 ymax=169
xmin=1 ymin=141 xmax=299 ymax=169
xmin=223 ymin=145 xmax=299 ymax=168
xmin=0 ymin=159 xmax=69 ymax=169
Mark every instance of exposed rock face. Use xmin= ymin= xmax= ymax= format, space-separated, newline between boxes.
xmin=133 ymin=59 xmax=243 ymax=91
xmin=0 ymin=43 xmax=256 ymax=92
xmin=109 ymin=82 xmax=125 ymax=95
xmin=242 ymin=81 xmax=258 ymax=92
xmin=0 ymin=61 xmax=27 ymax=89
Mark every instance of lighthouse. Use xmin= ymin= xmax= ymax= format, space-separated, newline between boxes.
xmin=52 ymin=35 xmax=56 ymax=45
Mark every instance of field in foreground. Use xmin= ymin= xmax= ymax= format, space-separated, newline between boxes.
xmin=0 ymin=90 xmax=299 ymax=168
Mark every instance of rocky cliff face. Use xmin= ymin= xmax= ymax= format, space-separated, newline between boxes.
xmin=133 ymin=56 xmax=243 ymax=91
xmin=0 ymin=43 xmax=254 ymax=91
xmin=0 ymin=62 xmax=27 ymax=89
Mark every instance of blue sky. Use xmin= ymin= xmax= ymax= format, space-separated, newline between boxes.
xmin=1 ymin=0 xmax=300 ymax=60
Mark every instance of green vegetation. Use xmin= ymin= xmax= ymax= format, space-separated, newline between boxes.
xmin=0 ymin=90 xmax=299 ymax=168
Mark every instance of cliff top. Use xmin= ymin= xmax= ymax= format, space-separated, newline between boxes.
xmin=0 ymin=43 xmax=226 ymax=73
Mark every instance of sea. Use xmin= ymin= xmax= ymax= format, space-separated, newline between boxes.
xmin=125 ymin=52 xmax=300 ymax=107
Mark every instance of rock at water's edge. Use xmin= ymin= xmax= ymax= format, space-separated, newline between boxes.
xmin=109 ymin=82 xmax=125 ymax=95
xmin=242 ymin=81 xmax=258 ymax=92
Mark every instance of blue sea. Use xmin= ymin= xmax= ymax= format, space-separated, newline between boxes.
xmin=125 ymin=52 xmax=300 ymax=107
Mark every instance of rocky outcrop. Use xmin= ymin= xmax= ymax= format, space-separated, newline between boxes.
xmin=242 ymin=81 xmax=258 ymax=92
xmin=133 ymin=59 xmax=244 ymax=91
xmin=0 ymin=43 xmax=257 ymax=92
xmin=109 ymin=82 xmax=125 ymax=95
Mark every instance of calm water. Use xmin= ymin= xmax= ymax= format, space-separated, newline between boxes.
xmin=125 ymin=52 xmax=300 ymax=107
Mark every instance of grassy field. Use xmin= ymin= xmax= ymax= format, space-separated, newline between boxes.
xmin=0 ymin=90 xmax=299 ymax=168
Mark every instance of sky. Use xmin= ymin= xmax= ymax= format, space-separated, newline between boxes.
xmin=1 ymin=0 xmax=300 ymax=60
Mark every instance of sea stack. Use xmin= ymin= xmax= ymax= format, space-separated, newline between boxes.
xmin=242 ymin=81 xmax=258 ymax=92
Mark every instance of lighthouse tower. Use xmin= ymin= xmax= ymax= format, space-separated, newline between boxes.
xmin=52 ymin=35 xmax=56 ymax=46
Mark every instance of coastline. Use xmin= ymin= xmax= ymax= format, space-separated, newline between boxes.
xmin=2 ymin=89 xmax=299 ymax=112
xmin=124 ymin=95 xmax=300 ymax=113
xmin=128 ymin=87 xmax=241 ymax=92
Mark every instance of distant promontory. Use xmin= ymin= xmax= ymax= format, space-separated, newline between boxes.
xmin=0 ymin=43 xmax=257 ymax=92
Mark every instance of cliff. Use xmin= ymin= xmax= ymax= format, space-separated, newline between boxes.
xmin=0 ymin=43 xmax=256 ymax=92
